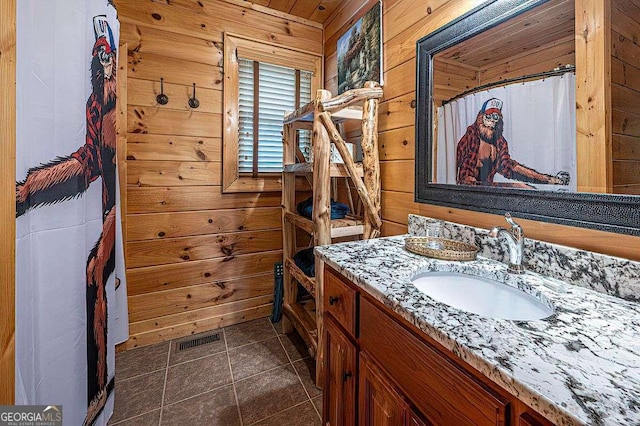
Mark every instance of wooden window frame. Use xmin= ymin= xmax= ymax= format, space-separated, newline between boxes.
xmin=223 ymin=33 xmax=322 ymax=193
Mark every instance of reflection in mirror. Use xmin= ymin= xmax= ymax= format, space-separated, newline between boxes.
xmin=415 ymin=0 xmax=639 ymax=236
xmin=431 ymin=0 xmax=577 ymax=192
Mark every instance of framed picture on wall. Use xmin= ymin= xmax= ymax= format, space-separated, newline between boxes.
xmin=337 ymin=1 xmax=382 ymax=94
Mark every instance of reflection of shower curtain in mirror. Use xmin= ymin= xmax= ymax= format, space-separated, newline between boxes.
xmin=436 ymin=74 xmax=576 ymax=191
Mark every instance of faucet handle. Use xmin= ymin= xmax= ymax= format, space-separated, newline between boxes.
xmin=504 ymin=212 xmax=519 ymax=228
xmin=504 ymin=212 xmax=523 ymax=238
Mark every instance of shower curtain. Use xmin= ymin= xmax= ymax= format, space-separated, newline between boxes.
xmin=436 ymin=74 xmax=577 ymax=191
xmin=15 ymin=1 xmax=128 ymax=425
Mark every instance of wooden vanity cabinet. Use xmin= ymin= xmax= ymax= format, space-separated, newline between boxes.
xmin=324 ymin=316 xmax=357 ymax=426
xmin=359 ymin=352 xmax=432 ymax=426
xmin=322 ymin=266 xmax=556 ymax=426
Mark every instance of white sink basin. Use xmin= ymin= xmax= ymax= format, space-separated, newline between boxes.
xmin=411 ymin=272 xmax=554 ymax=320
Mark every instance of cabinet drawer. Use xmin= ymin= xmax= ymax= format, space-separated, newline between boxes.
xmin=324 ymin=269 xmax=357 ymax=337
xmin=360 ymin=298 xmax=509 ymax=426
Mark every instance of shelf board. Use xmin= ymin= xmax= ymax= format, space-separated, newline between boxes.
xmin=283 ymin=300 xmax=317 ymax=358
xmin=284 ymin=102 xmax=363 ymax=124
xmin=285 ymin=258 xmax=316 ymax=297
xmin=284 ymin=212 xmax=364 ymax=238
xmin=330 ymin=218 xmax=364 ymax=238
xmin=283 ymin=162 xmax=363 ymax=177
xmin=284 ymin=211 xmax=314 ymax=234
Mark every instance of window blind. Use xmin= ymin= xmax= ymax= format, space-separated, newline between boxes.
xmin=238 ymin=59 xmax=313 ymax=173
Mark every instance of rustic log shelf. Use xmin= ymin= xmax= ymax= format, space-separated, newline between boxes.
xmin=281 ymin=82 xmax=383 ymax=388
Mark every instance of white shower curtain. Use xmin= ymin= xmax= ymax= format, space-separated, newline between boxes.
xmin=15 ymin=1 xmax=128 ymax=425
xmin=436 ymin=74 xmax=577 ymax=191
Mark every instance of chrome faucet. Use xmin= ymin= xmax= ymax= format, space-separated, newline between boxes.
xmin=489 ymin=213 xmax=525 ymax=274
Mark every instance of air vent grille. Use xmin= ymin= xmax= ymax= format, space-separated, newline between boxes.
xmin=177 ymin=332 xmax=221 ymax=351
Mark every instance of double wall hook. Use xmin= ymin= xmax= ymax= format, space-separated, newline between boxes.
xmin=189 ymin=83 xmax=200 ymax=109
xmin=156 ymin=77 xmax=169 ymax=105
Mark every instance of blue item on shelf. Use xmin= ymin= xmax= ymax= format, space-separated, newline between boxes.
xmin=293 ymin=247 xmax=315 ymax=277
xmin=296 ymin=197 xmax=350 ymax=220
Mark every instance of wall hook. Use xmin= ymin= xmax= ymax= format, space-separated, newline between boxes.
xmin=157 ymin=78 xmax=169 ymax=105
xmin=189 ymin=83 xmax=200 ymax=109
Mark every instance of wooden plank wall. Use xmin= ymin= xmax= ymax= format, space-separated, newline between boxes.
xmin=0 ymin=0 xmax=16 ymax=405
xmin=324 ymin=0 xmax=640 ymax=261
xmin=115 ymin=0 xmax=323 ymax=349
xmin=611 ymin=0 xmax=640 ymax=194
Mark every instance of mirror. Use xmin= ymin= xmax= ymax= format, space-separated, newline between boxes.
xmin=416 ymin=0 xmax=639 ymax=236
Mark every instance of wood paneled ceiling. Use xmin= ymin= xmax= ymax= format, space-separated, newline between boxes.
xmin=251 ymin=0 xmax=346 ymax=24
xmin=437 ymin=0 xmax=575 ymax=68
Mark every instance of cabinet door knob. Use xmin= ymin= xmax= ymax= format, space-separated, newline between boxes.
xmin=329 ymin=296 xmax=340 ymax=305
xmin=342 ymin=370 xmax=353 ymax=382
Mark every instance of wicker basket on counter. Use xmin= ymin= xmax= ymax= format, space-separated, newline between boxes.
xmin=404 ymin=237 xmax=478 ymax=261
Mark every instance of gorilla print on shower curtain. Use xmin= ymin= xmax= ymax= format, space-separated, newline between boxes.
xmin=15 ymin=1 xmax=127 ymax=425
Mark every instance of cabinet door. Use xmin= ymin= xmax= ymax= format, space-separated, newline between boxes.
xmin=406 ymin=410 xmax=430 ymax=426
xmin=359 ymin=352 xmax=408 ymax=426
xmin=324 ymin=317 xmax=357 ymax=426
xmin=519 ymin=412 xmax=554 ymax=426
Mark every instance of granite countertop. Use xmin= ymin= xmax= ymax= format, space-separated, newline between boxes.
xmin=315 ymin=235 xmax=640 ymax=426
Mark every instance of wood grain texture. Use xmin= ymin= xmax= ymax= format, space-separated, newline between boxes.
xmin=129 ymin=292 xmax=274 ymax=334
xmin=115 ymin=0 xmax=322 ymax=54
xmin=613 ymin=107 xmax=640 ymax=137
xmin=613 ymin=134 xmax=640 ymax=159
xmin=127 ymin=160 xmax=222 ymax=187
xmin=438 ymin=0 xmax=574 ymax=68
xmin=323 ymin=315 xmax=358 ymax=426
xmin=378 ymin=93 xmax=416 ymax=132
xmin=381 ymin=190 xmax=420 ymax=225
xmin=324 ymin=270 xmax=358 ymax=337
xmin=612 ymin=159 xmax=640 ymax=185
xmin=379 ymin=126 xmax=415 ymax=161
xmin=119 ymin=22 xmax=224 ymax=66
xmin=611 ymin=5 xmax=640 ymax=192
xmin=359 ymin=352 xmax=409 ymax=426
xmin=361 ymin=82 xmax=382 ymax=238
xmin=0 ymin=0 xmax=15 ymax=405
xmin=127 ymin=228 xmax=282 ymax=267
xmin=127 ymin=206 xmax=282 ymax=240
xmin=128 ymin=51 xmax=223 ymax=90
xmin=123 ymin=299 xmax=273 ymax=349
xmin=360 ymin=297 xmax=509 ymax=426
xmin=612 ymin=57 xmax=640 ymax=95
xmin=576 ymin=0 xmax=612 ymax=193
xmin=478 ymin=38 xmax=575 ymax=84
xmin=128 ymin=78 xmax=222 ymax=114
xmin=128 ymin=274 xmax=273 ymax=322
xmin=127 ymin=249 xmax=283 ymax=294
xmin=127 ymin=106 xmax=221 ymax=137
xmin=126 ymin=134 xmax=221 ymax=162
xmin=127 ymin=187 xmax=281 ymax=213
xmin=381 ymin=220 xmax=408 ymax=237
xmin=380 ymin=160 xmax=415 ymax=193
xmin=383 ymin=58 xmax=416 ymax=101
xmin=382 ymin=0 xmax=481 ymax=72
xmin=172 ymin=0 xmax=324 ymax=27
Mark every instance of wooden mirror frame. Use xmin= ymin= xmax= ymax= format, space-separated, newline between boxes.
xmin=415 ymin=0 xmax=639 ymax=236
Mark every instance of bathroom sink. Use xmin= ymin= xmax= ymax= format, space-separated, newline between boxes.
xmin=411 ymin=272 xmax=554 ymax=320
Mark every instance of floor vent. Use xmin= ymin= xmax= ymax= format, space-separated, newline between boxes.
xmin=177 ymin=332 xmax=221 ymax=351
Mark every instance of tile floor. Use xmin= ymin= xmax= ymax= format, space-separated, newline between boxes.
xmin=109 ymin=318 xmax=322 ymax=425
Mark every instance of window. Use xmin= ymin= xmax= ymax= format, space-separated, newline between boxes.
xmin=238 ymin=59 xmax=312 ymax=175
xmin=223 ymin=34 xmax=322 ymax=193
